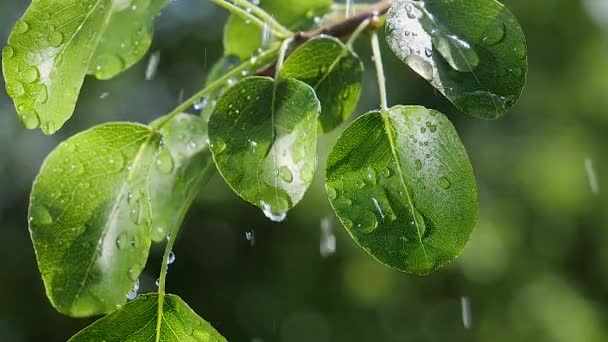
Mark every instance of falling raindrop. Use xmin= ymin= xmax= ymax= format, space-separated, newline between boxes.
xmin=584 ymin=157 xmax=600 ymax=194
xmin=245 ymin=229 xmax=255 ymax=246
xmin=461 ymin=296 xmax=472 ymax=329
xmin=168 ymin=251 xmax=176 ymax=264
xmin=127 ymin=279 xmax=140 ymax=300
xmin=320 ymin=217 xmax=336 ymax=257
xmin=145 ymin=50 xmax=160 ymax=81
xmin=260 ymin=200 xmax=287 ymax=222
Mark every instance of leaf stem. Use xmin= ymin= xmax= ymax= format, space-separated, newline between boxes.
xmin=209 ymin=0 xmax=288 ymax=39
xmin=370 ymin=32 xmax=389 ymax=111
xmin=155 ymin=45 xmax=281 ymax=129
xmin=275 ymin=37 xmax=294 ymax=79
xmin=346 ymin=19 xmax=371 ymax=48
xmin=229 ymin=0 xmax=292 ymax=36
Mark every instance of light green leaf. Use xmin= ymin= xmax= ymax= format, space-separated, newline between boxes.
xmin=89 ymin=0 xmax=170 ymax=80
xmin=223 ymin=0 xmax=331 ymax=59
xmin=69 ymin=293 xmax=228 ymax=342
xmin=2 ymin=0 xmax=167 ymax=134
xmin=385 ymin=0 xmax=527 ymax=119
xmin=149 ymin=113 xmax=214 ymax=242
xmin=280 ymin=36 xmax=364 ymax=133
xmin=201 ymin=55 xmax=241 ymax=122
xmin=325 ymin=106 xmax=478 ymax=275
xmin=209 ymin=76 xmax=320 ymax=221
xmin=29 ymin=123 xmax=160 ymax=316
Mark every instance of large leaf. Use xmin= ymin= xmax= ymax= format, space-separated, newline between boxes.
xmin=29 ymin=123 xmax=160 ymax=316
xmin=149 ymin=114 xmax=214 ymax=242
xmin=325 ymin=106 xmax=478 ymax=275
xmin=69 ymin=293 xmax=228 ymax=341
xmin=2 ymin=0 xmax=167 ymax=134
xmin=385 ymin=0 xmax=527 ymax=119
xmin=209 ymin=76 xmax=320 ymax=221
xmin=223 ymin=0 xmax=332 ymax=59
xmin=280 ymin=36 xmax=364 ymax=133
xmin=89 ymin=0 xmax=170 ymax=80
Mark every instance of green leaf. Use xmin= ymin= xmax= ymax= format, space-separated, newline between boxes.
xmin=223 ymin=0 xmax=331 ymax=59
xmin=201 ymin=55 xmax=241 ymax=122
xmin=325 ymin=106 xmax=478 ymax=275
xmin=209 ymin=76 xmax=320 ymax=221
xmin=149 ymin=113 xmax=214 ymax=242
xmin=280 ymin=36 xmax=364 ymax=133
xmin=69 ymin=293 xmax=228 ymax=342
xmin=2 ymin=0 xmax=167 ymax=134
xmin=29 ymin=123 xmax=160 ymax=316
xmin=385 ymin=0 xmax=527 ymax=119
xmin=89 ymin=0 xmax=170 ymax=80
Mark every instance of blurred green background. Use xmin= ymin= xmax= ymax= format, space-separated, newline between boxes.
xmin=1 ymin=0 xmax=607 ymax=341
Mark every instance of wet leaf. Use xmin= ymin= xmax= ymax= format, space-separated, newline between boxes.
xmin=385 ymin=0 xmax=527 ymax=119
xmin=280 ymin=36 xmax=364 ymax=133
xmin=2 ymin=0 xmax=167 ymax=134
xmin=223 ymin=0 xmax=331 ymax=59
xmin=29 ymin=123 xmax=160 ymax=316
xmin=89 ymin=0 xmax=170 ymax=80
xmin=69 ymin=293 xmax=228 ymax=341
xmin=209 ymin=76 xmax=320 ymax=221
xmin=325 ymin=106 xmax=478 ymax=275
xmin=149 ymin=114 xmax=214 ymax=242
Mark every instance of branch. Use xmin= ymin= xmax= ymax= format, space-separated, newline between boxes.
xmin=256 ymin=0 xmax=393 ymax=77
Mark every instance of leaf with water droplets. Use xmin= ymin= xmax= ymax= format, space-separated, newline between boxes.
xmin=149 ymin=113 xmax=214 ymax=242
xmin=69 ymin=293 xmax=228 ymax=341
xmin=325 ymin=106 xmax=478 ymax=275
xmin=89 ymin=0 xmax=170 ymax=80
xmin=223 ymin=0 xmax=331 ymax=59
xmin=209 ymin=76 xmax=320 ymax=221
xmin=280 ymin=36 xmax=364 ymax=133
xmin=2 ymin=0 xmax=168 ymax=134
xmin=29 ymin=123 xmax=160 ymax=316
xmin=385 ymin=0 xmax=527 ymax=119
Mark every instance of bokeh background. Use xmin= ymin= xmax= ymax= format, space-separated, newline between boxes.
xmin=1 ymin=0 xmax=607 ymax=341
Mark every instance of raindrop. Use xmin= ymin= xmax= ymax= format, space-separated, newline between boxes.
xmin=432 ymin=32 xmax=480 ymax=72
xmin=155 ymin=278 xmax=160 ymax=287
xmin=20 ymin=112 xmax=41 ymax=129
xmin=194 ymin=97 xmax=208 ymax=110
xmin=210 ymin=139 xmax=227 ymax=154
xmin=320 ymin=217 xmax=336 ymax=257
xmin=94 ymin=54 xmax=125 ymax=79
xmin=168 ymin=251 xmax=176 ymax=264
xmin=127 ymin=279 xmax=139 ymax=300
xmin=30 ymin=205 xmax=53 ymax=225
xmin=116 ymin=232 xmax=128 ymax=249
xmin=357 ymin=210 xmax=378 ymax=234
xmin=38 ymin=85 xmax=48 ymax=103
xmin=326 ymin=185 xmax=337 ymax=200
xmin=301 ymin=164 xmax=314 ymax=183
xmin=342 ymin=218 xmax=353 ymax=229
xmin=128 ymin=267 xmax=140 ymax=281
xmin=372 ymin=198 xmax=385 ymax=221
xmin=155 ymin=148 xmax=174 ymax=174
xmin=14 ymin=20 xmax=29 ymax=34
xmin=42 ymin=121 xmax=57 ymax=135
xmin=381 ymin=167 xmax=392 ymax=178
xmin=461 ymin=296 xmax=472 ymax=329
xmin=481 ymin=21 xmax=506 ymax=46
xmin=245 ymin=230 xmax=255 ymax=246
xmin=145 ymin=50 xmax=160 ymax=81
xmin=2 ymin=45 xmax=14 ymax=59
xmin=584 ymin=158 xmax=600 ymax=194
xmin=279 ymin=166 xmax=293 ymax=183
xmin=107 ymin=151 xmax=125 ymax=172
xmin=415 ymin=159 xmax=423 ymax=170
xmin=7 ymin=81 xmax=25 ymax=98
xmin=439 ymin=177 xmax=451 ymax=189
xmin=48 ymin=31 xmax=63 ymax=47
xmin=260 ymin=200 xmax=287 ymax=222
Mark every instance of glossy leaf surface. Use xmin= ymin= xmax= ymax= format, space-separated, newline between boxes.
xmin=29 ymin=123 xmax=160 ymax=316
xmin=385 ymin=0 xmax=527 ymax=119
xmin=149 ymin=114 xmax=215 ymax=242
xmin=69 ymin=293 xmax=228 ymax=341
xmin=280 ymin=36 xmax=364 ymax=133
xmin=209 ymin=76 xmax=320 ymax=221
xmin=2 ymin=0 xmax=167 ymax=134
xmin=326 ymin=106 xmax=478 ymax=275
xmin=223 ymin=0 xmax=331 ymax=59
xmin=201 ymin=55 xmax=241 ymax=122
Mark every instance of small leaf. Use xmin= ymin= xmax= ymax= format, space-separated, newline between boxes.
xmin=89 ymin=0 xmax=170 ymax=80
xmin=69 ymin=293 xmax=228 ymax=341
xmin=280 ymin=36 xmax=364 ymax=133
xmin=223 ymin=0 xmax=331 ymax=59
xmin=201 ymin=55 xmax=241 ymax=122
xmin=2 ymin=0 xmax=167 ymax=134
xmin=385 ymin=0 xmax=527 ymax=119
xmin=149 ymin=113 xmax=214 ymax=242
xmin=29 ymin=123 xmax=160 ymax=316
xmin=325 ymin=106 xmax=478 ymax=275
xmin=209 ymin=76 xmax=320 ymax=221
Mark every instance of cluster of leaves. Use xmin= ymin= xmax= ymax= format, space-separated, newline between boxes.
xmin=2 ymin=0 xmax=526 ymax=340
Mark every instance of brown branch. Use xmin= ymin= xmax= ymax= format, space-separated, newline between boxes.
xmin=256 ymin=0 xmax=393 ymax=77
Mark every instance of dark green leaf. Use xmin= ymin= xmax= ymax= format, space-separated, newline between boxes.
xmin=2 ymin=0 xmax=167 ymax=134
xmin=201 ymin=55 xmax=241 ymax=122
xmin=29 ymin=123 xmax=160 ymax=316
xmin=280 ymin=36 xmax=364 ymax=133
xmin=69 ymin=293 xmax=228 ymax=342
xmin=223 ymin=0 xmax=331 ymax=59
xmin=325 ymin=106 xmax=478 ymax=275
xmin=385 ymin=0 xmax=527 ymax=119
xmin=89 ymin=0 xmax=170 ymax=80
xmin=209 ymin=76 xmax=320 ymax=221
xmin=149 ymin=114 xmax=214 ymax=242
